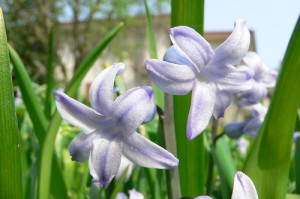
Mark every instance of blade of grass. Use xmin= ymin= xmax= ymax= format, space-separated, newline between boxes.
xmin=243 ymin=16 xmax=300 ymax=199
xmin=44 ymin=27 xmax=54 ymax=120
xmin=212 ymin=137 xmax=237 ymax=198
xmin=110 ymin=166 xmax=129 ymax=199
xmin=8 ymin=44 xmax=69 ymax=199
xmin=38 ymin=22 xmax=124 ymax=199
xmin=144 ymin=0 xmax=164 ymax=110
xmin=0 ymin=8 xmax=23 ymax=198
xmin=171 ymin=0 xmax=206 ymax=197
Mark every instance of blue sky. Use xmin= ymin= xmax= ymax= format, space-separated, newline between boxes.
xmin=204 ymin=0 xmax=299 ymax=70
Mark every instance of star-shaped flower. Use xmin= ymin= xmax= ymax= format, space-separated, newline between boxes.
xmin=224 ymin=103 xmax=267 ymax=139
xmin=195 ymin=171 xmax=258 ymax=199
xmin=55 ymin=63 xmax=179 ymax=188
xmin=145 ymin=19 xmax=252 ymax=140
xmin=237 ymin=52 xmax=278 ymax=106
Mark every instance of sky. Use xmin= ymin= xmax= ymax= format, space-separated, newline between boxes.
xmin=204 ymin=0 xmax=299 ymax=70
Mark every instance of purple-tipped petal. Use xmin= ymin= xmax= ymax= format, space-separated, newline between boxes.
xmin=224 ymin=121 xmax=248 ymax=139
xmin=89 ymin=63 xmax=125 ymax=115
xmin=128 ymin=189 xmax=144 ymax=199
xmin=122 ymin=132 xmax=179 ymax=169
xmin=204 ymin=64 xmax=252 ymax=93
xmin=170 ymin=26 xmax=214 ymax=72
xmin=142 ymin=100 xmax=156 ymax=124
xmin=257 ymin=68 xmax=278 ymax=87
xmin=89 ymin=136 xmax=122 ymax=188
xmin=163 ymin=45 xmax=193 ymax=66
xmin=213 ymin=89 xmax=233 ymax=118
xmin=210 ymin=19 xmax=250 ymax=66
xmin=145 ymin=59 xmax=197 ymax=95
xmin=187 ymin=81 xmax=216 ymax=140
xmin=55 ymin=91 xmax=105 ymax=133
xmin=112 ymin=86 xmax=155 ymax=135
xmin=68 ymin=131 xmax=100 ymax=162
xmin=115 ymin=156 xmax=135 ymax=182
xmin=231 ymin=171 xmax=258 ymax=199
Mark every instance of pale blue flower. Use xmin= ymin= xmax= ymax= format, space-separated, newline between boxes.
xmin=145 ymin=19 xmax=251 ymax=140
xmin=55 ymin=63 xmax=178 ymax=188
xmin=224 ymin=103 xmax=267 ymax=139
xmin=195 ymin=171 xmax=258 ymax=199
xmin=115 ymin=156 xmax=135 ymax=183
xmin=237 ymin=52 xmax=278 ymax=106
xmin=116 ymin=189 xmax=144 ymax=199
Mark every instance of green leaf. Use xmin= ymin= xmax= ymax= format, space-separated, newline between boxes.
xmin=244 ymin=16 xmax=300 ymax=199
xmin=295 ymin=133 xmax=300 ymax=194
xmin=38 ymin=22 xmax=123 ymax=199
xmin=44 ymin=27 xmax=55 ymax=120
xmin=171 ymin=0 xmax=205 ymax=197
xmin=9 ymin=44 xmax=69 ymax=199
xmin=212 ymin=137 xmax=237 ymax=198
xmin=144 ymin=0 xmax=164 ymax=109
xmin=110 ymin=166 xmax=129 ymax=199
xmin=0 ymin=8 xmax=23 ymax=199
xmin=286 ymin=194 xmax=300 ymax=199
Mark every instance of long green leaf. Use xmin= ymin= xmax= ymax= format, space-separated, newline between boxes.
xmin=171 ymin=0 xmax=205 ymax=197
xmin=44 ymin=27 xmax=54 ymax=120
xmin=9 ymin=44 xmax=69 ymax=199
xmin=244 ymin=16 xmax=300 ymax=199
xmin=295 ymin=132 xmax=300 ymax=194
xmin=144 ymin=0 xmax=164 ymax=109
xmin=212 ymin=137 xmax=237 ymax=198
xmin=38 ymin=22 xmax=123 ymax=199
xmin=0 ymin=8 xmax=23 ymax=199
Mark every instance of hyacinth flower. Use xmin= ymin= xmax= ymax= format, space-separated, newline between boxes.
xmin=237 ymin=51 xmax=278 ymax=106
xmin=55 ymin=63 xmax=179 ymax=188
xmin=145 ymin=19 xmax=252 ymax=140
xmin=116 ymin=189 xmax=144 ymax=199
xmin=195 ymin=171 xmax=258 ymax=199
xmin=224 ymin=103 xmax=267 ymax=139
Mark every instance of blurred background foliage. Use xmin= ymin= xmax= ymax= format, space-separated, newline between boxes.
xmin=0 ymin=0 xmax=169 ymax=83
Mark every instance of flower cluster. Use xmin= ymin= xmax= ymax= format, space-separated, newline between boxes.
xmin=55 ymin=19 xmax=268 ymax=195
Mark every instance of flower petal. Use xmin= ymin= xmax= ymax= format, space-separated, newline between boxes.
xmin=111 ymin=86 xmax=154 ymax=135
xmin=89 ymin=136 xmax=122 ymax=188
xmin=116 ymin=193 xmax=128 ymax=199
xmin=231 ymin=171 xmax=258 ymax=199
xmin=145 ymin=59 xmax=197 ymax=95
xmin=129 ymin=189 xmax=144 ymax=199
xmin=243 ymin=117 xmax=262 ymax=139
xmin=187 ymin=81 xmax=216 ymax=140
xmin=68 ymin=131 xmax=100 ymax=162
xmin=224 ymin=121 xmax=248 ymax=139
xmin=213 ymin=89 xmax=233 ymax=118
xmin=122 ymin=132 xmax=179 ymax=169
xmin=55 ymin=91 xmax=105 ymax=133
xmin=163 ymin=45 xmax=193 ymax=66
xmin=237 ymin=81 xmax=268 ymax=103
xmin=115 ymin=156 xmax=135 ymax=182
xmin=209 ymin=19 xmax=250 ymax=66
xmin=142 ymin=100 xmax=157 ymax=124
xmin=89 ymin=63 xmax=125 ymax=115
xmin=170 ymin=26 xmax=214 ymax=72
xmin=203 ymin=64 xmax=252 ymax=93
xmin=194 ymin=196 xmax=212 ymax=199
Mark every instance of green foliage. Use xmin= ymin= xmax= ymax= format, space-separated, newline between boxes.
xmin=171 ymin=0 xmax=206 ymax=197
xmin=0 ymin=8 xmax=23 ymax=199
xmin=244 ymin=16 xmax=300 ymax=199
